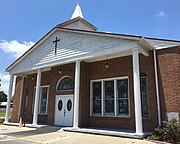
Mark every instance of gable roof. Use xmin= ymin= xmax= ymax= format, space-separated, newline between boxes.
xmin=6 ymin=27 xmax=180 ymax=73
xmin=56 ymin=16 xmax=97 ymax=31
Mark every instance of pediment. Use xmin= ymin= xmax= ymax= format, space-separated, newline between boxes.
xmin=7 ymin=29 xmax=140 ymax=74
xmin=56 ymin=17 xmax=97 ymax=31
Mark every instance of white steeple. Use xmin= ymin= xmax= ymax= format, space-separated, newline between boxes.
xmin=71 ymin=3 xmax=84 ymax=19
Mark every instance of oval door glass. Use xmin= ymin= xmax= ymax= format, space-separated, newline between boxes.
xmin=58 ymin=100 xmax=63 ymax=111
xmin=67 ymin=99 xmax=72 ymax=111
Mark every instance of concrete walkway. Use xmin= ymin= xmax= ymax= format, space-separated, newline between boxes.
xmin=0 ymin=125 xmax=155 ymax=144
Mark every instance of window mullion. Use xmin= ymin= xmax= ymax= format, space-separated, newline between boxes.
xmin=114 ymin=80 xmax=117 ymax=117
xmin=101 ymin=81 xmax=104 ymax=116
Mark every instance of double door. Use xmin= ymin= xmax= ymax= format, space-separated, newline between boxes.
xmin=54 ymin=95 xmax=74 ymax=126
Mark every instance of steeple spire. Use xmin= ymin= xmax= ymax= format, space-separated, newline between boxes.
xmin=71 ymin=3 xmax=84 ymax=19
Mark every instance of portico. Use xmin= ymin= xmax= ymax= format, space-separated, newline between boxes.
xmin=5 ymin=45 xmax=149 ymax=136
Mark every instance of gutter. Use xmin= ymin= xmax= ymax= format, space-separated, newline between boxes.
xmin=153 ymin=48 xmax=161 ymax=126
xmin=140 ymin=38 xmax=161 ymax=126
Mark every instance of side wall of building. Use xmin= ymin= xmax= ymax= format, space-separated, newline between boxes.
xmin=157 ymin=46 xmax=180 ymax=120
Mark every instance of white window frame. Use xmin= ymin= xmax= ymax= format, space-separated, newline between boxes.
xmin=56 ymin=75 xmax=74 ymax=92
xmin=90 ymin=76 xmax=130 ymax=118
xmin=32 ymin=85 xmax=50 ymax=115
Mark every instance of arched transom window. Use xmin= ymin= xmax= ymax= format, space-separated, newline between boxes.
xmin=57 ymin=76 xmax=74 ymax=91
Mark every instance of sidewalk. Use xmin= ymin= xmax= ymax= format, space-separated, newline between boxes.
xmin=0 ymin=124 xmax=155 ymax=144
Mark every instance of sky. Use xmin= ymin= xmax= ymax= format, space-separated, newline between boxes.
xmin=0 ymin=0 xmax=180 ymax=94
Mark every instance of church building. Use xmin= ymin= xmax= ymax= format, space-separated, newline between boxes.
xmin=4 ymin=4 xmax=180 ymax=137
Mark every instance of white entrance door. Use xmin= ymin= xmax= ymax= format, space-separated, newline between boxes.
xmin=54 ymin=95 xmax=74 ymax=126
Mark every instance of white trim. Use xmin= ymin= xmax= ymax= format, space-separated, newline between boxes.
xmin=56 ymin=75 xmax=73 ymax=92
xmin=90 ymin=76 xmax=130 ymax=118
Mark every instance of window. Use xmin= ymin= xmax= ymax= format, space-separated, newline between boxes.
xmin=117 ymin=79 xmax=129 ymax=116
xmin=24 ymin=88 xmax=29 ymax=115
xmin=104 ymin=80 xmax=114 ymax=115
xmin=92 ymin=82 xmax=102 ymax=115
xmin=57 ymin=76 xmax=74 ymax=91
xmin=91 ymin=77 xmax=129 ymax=117
xmin=140 ymin=72 xmax=150 ymax=118
xmin=32 ymin=86 xmax=49 ymax=115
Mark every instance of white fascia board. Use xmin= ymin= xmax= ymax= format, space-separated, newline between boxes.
xmin=6 ymin=28 xmax=57 ymax=72
xmin=146 ymin=39 xmax=180 ymax=50
xmin=56 ymin=28 xmax=142 ymax=41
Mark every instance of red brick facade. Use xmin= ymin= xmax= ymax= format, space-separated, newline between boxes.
xmin=11 ymin=46 xmax=179 ymax=132
xmin=157 ymin=47 xmax=180 ymax=120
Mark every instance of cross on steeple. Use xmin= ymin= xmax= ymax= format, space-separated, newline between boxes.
xmin=53 ymin=37 xmax=60 ymax=55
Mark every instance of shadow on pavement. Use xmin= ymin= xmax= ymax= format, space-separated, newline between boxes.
xmin=1 ymin=126 xmax=61 ymax=138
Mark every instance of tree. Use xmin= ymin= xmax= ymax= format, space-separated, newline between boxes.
xmin=0 ymin=91 xmax=7 ymax=102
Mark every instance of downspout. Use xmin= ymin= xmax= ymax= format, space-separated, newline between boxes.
xmin=18 ymin=77 xmax=25 ymax=121
xmin=153 ymin=49 xmax=161 ymax=126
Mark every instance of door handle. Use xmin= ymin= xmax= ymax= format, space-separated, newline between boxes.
xmin=64 ymin=109 xmax=65 ymax=117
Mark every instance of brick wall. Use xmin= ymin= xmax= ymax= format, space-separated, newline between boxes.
xmin=11 ymin=77 xmax=22 ymax=122
xmin=12 ymin=48 xmax=180 ymax=132
xmin=157 ymin=46 xmax=180 ymax=120
xmin=84 ymin=53 xmax=158 ymax=131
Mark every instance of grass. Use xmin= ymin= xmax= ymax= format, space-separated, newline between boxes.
xmin=0 ymin=111 xmax=6 ymax=117
xmin=0 ymin=110 xmax=12 ymax=117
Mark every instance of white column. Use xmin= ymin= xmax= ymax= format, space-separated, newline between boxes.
xmin=132 ymin=49 xmax=143 ymax=135
xmin=32 ymin=69 xmax=42 ymax=125
xmin=5 ymin=74 xmax=14 ymax=123
xmin=73 ymin=61 xmax=81 ymax=128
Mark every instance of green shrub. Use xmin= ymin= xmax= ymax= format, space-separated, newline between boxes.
xmin=152 ymin=119 xmax=180 ymax=144
xmin=0 ymin=118 xmax=4 ymax=124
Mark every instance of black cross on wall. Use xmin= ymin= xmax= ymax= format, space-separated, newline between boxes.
xmin=53 ymin=37 xmax=60 ymax=55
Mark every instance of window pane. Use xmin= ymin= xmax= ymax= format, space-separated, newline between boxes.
xmin=40 ymin=87 xmax=48 ymax=114
xmin=105 ymin=100 xmax=114 ymax=113
xmin=57 ymin=77 xmax=74 ymax=91
xmin=140 ymin=78 xmax=147 ymax=94
xmin=140 ymin=73 xmax=150 ymax=118
xmin=117 ymin=79 xmax=128 ymax=98
xmin=104 ymin=81 xmax=114 ymax=114
xmin=92 ymin=82 xmax=102 ymax=114
xmin=93 ymin=82 xmax=101 ymax=99
xmin=141 ymin=94 xmax=149 ymax=118
xmin=117 ymin=79 xmax=129 ymax=115
xmin=93 ymin=100 xmax=101 ymax=114
xmin=118 ymin=99 xmax=129 ymax=115
xmin=105 ymin=81 xmax=114 ymax=99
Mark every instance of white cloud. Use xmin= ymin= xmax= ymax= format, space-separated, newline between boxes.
xmin=158 ymin=11 xmax=165 ymax=17
xmin=0 ymin=73 xmax=16 ymax=96
xmin=0 ymin=40 xmax=35 ymax=59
